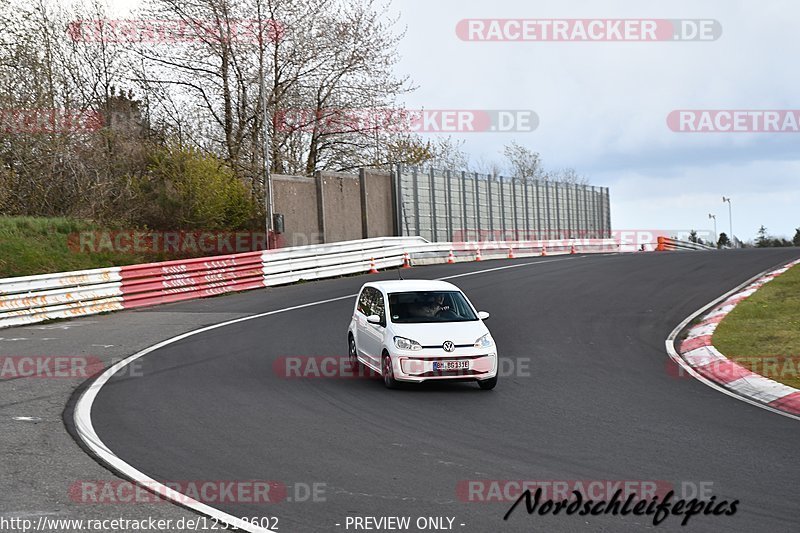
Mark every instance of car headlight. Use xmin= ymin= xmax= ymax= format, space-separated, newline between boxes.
xmin=474 ymin=333 xmax=494 ymax=349
xmin=394 ymin=336 xmax=422 ymax=351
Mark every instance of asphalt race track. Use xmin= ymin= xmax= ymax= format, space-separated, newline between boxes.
xmin=74 ymin=250 xmax=800 ymax=533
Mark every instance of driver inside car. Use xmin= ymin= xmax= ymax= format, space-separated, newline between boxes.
xmin=411 ymin=294 xmax=456 ymax=320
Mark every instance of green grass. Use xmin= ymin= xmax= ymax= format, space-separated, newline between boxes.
xmin=0 ymin=216 xmax=183 ymax=278
xmin=713 ymin=263 xmax=800 ymax=389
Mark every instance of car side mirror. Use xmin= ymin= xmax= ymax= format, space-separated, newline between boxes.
xmin=477 ymin=311 xmax=490 ymax=320
xmin=367 ymin=314 xmax=382 ymax=325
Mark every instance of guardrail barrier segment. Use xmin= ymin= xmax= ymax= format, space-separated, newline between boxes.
xmin=0 ymin=235 xmax=708 ymax=329
xmin=656 ymin=236 xmax=716 ymax=251
xmin=0 ymin=268 xmax=124 ymax=329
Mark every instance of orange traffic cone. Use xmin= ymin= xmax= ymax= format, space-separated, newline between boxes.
xmin=447 ymin=250 xmax=455 ymax=264
xmin=508 ymin=247 xmax=515 ymax=259
xmin=541 ymin=245 xmax=547 ymax=257
xmin=369 ymin=257 xmax=378 ymax=274
xmin=475 ymin=247 xmax=482 ymax=262
xmin=402 ymin=251 xmax=412 ymax=269
xmin=570 ymin=244 xmax=576 ymax=254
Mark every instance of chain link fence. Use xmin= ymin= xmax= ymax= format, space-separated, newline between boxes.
xmin=394 ymin=166 xmax=611 ymax=242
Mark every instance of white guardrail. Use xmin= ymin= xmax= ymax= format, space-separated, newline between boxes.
xmin=0 ymin=236 xmax=657 ymax=329
xmin=656 ymin=237 xmax=717 ymax=251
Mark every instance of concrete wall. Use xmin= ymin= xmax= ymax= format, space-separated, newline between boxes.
xmin=272 ymin=174 xmax=322 ymax=247
xmin=270 ymin=167 xmax=611 ymax=246
xmin=270 ymin=170 xmax=398 ymax=247
xmin=363 ymin=169 xmax=395 ymax=238
xmin=320 ymin=171 xmax=363 ymax=243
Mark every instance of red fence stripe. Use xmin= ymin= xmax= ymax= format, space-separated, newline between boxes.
xmin=119 ymin=251 xmax=263 ymax=280
xmin=120 ymin=266 xmax=263 ymax=295
xmin=121 ymin=278 xmax=265 ymax=309
xmin=118 ymin=250 xmax=265 ymax=309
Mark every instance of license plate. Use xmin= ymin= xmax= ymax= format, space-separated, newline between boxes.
xmin=433 ymin=360 xmax=470 ymax=371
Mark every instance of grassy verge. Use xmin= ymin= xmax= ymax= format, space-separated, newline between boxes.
xmin=0 ymin=216 xmax=192 ymax=278
xmin=713 ymin=263 xmax=800 ymax=389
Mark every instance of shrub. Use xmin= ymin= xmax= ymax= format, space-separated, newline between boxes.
xmin=132 ymin=145 xmax=259 ymax=230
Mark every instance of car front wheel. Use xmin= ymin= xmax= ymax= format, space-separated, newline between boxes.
xmin=348 ymin=334 xmax=359 ymax=370
xmin=382 ymin=353 xmax=398 ymax=389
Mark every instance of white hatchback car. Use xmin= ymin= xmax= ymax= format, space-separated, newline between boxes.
xmin=347 ymin=280 xmax=498 ymax=389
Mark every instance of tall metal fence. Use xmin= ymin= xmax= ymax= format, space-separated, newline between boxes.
xmin=394 ymin=166 xmax=611 ymax=242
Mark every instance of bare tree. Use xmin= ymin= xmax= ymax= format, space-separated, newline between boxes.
xmin=550 ymin=167 xmax=589 ymax=185
xmin=420 ymin=136 xmax=469 ymax=171
xmin=133 ymin=0 xmax=412 ymax=181
xmin=1 ymin=0 xmax=598 ymax=228
xmin=503 ymin=140 xmax=544 ymax=180
xmin=469 ymin=154 xmax=504 ymax=177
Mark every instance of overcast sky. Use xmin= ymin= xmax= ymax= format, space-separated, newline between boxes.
xmin=110 ymin=0 xmax=799 ymax=240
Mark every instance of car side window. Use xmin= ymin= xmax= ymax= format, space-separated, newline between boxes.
xmin=372 ymin=289 xmax=385 ymax=323
xmin=357 ymin=288 xmax=371 ymax=316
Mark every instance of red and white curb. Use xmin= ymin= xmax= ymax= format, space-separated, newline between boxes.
xmin=675 ymin=258 xmax=800 ymax=417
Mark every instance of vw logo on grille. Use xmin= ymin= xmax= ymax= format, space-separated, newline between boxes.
xmin=442 ymin=341 xmax=455 ymax=352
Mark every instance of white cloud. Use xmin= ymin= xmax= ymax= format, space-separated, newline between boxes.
xmin=393 ymin=0 xmax=800 ymax=237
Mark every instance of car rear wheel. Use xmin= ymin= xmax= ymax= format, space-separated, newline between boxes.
xmin=477 ymin=375 xmax=497 ymax=390
xmin=382 ymin=353 xmax=398 ymax=389
xmin=348 ymin=334 xmax=359 ymax=370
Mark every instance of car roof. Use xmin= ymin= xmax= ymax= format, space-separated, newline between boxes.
xmin=363 ymin=280 xmax=461 ymax=293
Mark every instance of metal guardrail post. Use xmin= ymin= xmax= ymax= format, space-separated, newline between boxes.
xmin=446 ymin=170 xmax=454 ymax=242
xmin=412 ymin=167 xmax=421 ymax=238
xmin=511 ymin=178 xmax=519 ymax=236
xmin=315 ymin=171 xmax=326 ymax=244
xmin=391 ymin=165 xmax=400 ymax=236
xmin=544 ymin=181 xmax=552 ymax=240
xmin=487 ymin=174 xmax=494 ymax=239
xmin=499 ymin=178 xmax=506 ymax=237
xmin=474 ymin=172 xmax=481 ymax=241
xmin=359 ymin=168 xmax=369 ymax=239
xmin=535 ymin=180 xmax=542 ymax=240
xmin=553 ymin=181 xmax=563 ymax=239
xmin=429 ymin=168 xmax=438 ymax=241
xmin=461 ymin=171 xmax=468 ymax=241
xmin=523 ymin=178 xmax=530 ymax=238
xmin=582 ymin=184 xmax=590 ymax=240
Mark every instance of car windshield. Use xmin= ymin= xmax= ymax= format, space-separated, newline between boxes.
xmin=388 ymin=291 xmax=478 ymax=323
